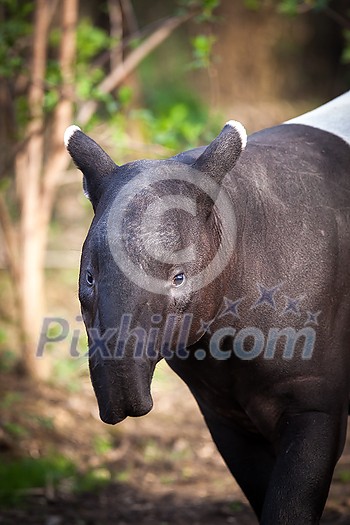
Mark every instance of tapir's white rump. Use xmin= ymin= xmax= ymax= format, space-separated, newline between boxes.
xmin=285 ymin=90 xmax=350 ymax=146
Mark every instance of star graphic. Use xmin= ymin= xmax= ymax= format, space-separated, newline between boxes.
xmin=283 ymin=295 xmax=304 ymax=316
xmin=304 ymin=310 xmax=321 ymax=326
xmin=219 ymin=296 xmax=244 ymax=320
xmin=251 ymin=283 xmax=282 ymax=310
xmin=197 ymin=318 xmax=214 ymax=335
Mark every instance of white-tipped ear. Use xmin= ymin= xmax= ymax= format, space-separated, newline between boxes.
xmin=64 ymin=125 xmax=118 ymax=211
xmin=193 ymin=120 xmax=247 ymax=182
xmin=225 ymin=120 xmax=247 ymax=149
xmin=64 ymin=125 xmax=81 ymax=147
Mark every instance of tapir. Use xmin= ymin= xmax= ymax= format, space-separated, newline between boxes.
xmin=65 ymin=91 xmax=350 ymax=524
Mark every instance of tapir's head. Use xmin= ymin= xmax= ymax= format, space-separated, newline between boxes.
xmin=65 ymin=120 xmax=246 ymax=424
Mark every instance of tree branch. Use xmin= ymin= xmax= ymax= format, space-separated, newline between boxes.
xmin=120 ymin=0 xmax=138 ymax=35
xmin=323 ymin=7 xmax=350 ymax=30
xmin=108 ymin=0 xmax=124 ymax=69
xmin=77 ymin=12 xmax=194 ymax=126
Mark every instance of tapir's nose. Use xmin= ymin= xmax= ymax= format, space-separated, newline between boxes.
xmin=99 ymin=397 xmax=153 ymax=425
xmin=89 ymin=350 xmax=154 ymax=425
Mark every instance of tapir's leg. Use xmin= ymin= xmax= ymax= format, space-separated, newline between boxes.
xmin=260 ymin=410 xmax=348 ymax=524
xmin=203 ymin=414 xmax=275 ymax=519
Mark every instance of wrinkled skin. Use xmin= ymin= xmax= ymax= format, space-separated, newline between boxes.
xmin=66 ymin=117 xmax=350 ymax=524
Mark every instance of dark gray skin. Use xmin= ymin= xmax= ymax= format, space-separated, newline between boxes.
xmin=66 ymin=116 xmax=350 ymax=524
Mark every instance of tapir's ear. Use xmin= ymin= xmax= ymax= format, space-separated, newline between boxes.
xmin=64 ymin=125 xmax=118 ymax=211
xmin=193 ymin=120 xmax=247 ymax=183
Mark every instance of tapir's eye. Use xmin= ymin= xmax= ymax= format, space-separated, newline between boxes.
xmin=172 ymin=272 xmax=186 ymax=287
xmin=86 ymin=270 xmax=94 ymax=286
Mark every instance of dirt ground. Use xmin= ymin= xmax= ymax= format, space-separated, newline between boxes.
xmin=0 ymin=361 xmax=349 ymax=525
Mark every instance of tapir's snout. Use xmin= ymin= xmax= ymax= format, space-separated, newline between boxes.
xmin=97 ymin=389 xmax=153 ymax=425
xmin=89 ymin=350 xmax=154 ymax=425
xmin=99 ymin=395 xmax=153 ymax=425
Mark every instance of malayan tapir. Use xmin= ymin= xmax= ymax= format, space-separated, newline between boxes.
xmin=65 ymin=91 xmax=350 ymax=524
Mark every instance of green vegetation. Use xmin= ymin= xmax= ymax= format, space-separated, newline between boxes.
xmin=338 ymin=469 xmax=350 ymax=483
xmin=0 ymin=455 xmax=110 ymax=506
xmin=92 ymin=434 xmax=114 ymax=455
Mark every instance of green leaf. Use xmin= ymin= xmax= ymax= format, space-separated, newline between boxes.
xmin=314 ymin=0 xmax=330 ymax=10
xmin=342 ymin=31 xmax=350 ymax=64
xmin=190 ymin=34 xmax=216 ymax=69
xmin=118 ymin=85 xmax=133 ymax=107
xmin=77 ymin=19 xmax=111 ymax=63
xmin=244 ymin=0 xmax=260 ymax=10
xmin=0 ymin=1 xmax=33 ymax=77
xmin=277 ymin=0 xmax=299 ymax=16
xmin=44 ymin=90 xmax=60 ymax=113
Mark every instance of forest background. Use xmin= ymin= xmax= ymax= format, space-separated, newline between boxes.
xmin=0 ymin=1 xmax=350 ymax=523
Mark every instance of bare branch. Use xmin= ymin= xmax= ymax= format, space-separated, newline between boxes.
xmin=108 ymin=0 xmax=124 ymax=69
xmin=77 ymin=13 xmax=194 ymax=126
xmin=88 ymin=15 xmax=181 ymax=76
xmin=120 ymin=0 xmax=138 ymax=35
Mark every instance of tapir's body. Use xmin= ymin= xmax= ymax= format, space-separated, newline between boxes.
xmin=66 ymin=92 xmax=350 ymax=524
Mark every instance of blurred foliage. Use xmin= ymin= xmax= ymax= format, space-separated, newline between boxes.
xmin=0 ymin=328 xmax=7 ymax=345
xmin=190 ymin=34 xmax=217 ymax=69
xmin=343 ymin=31 xmax=350 ymax=64
xmin=178 ymin=0 xmax=221 ymax=21
xmin=0 ymin=0 xmax=223 ymax=150
xmin=75 ymin=19 xmax=116 ymax=113
xmin=3 ymin=422 xmax=28 ymax=439
xmin=133 ymin=95 xmax=220 ymax=152
xmin=73 ymin=1 xmax=223 ymax=146
xmin=92 ymin=434 xmax=114 ymax=455
xmin=243 ymin=0 xmax=350 ymax=65
xmin=0 ymin=349 xmax=17 ymax=373
xmin=243 ymin=0 xmax=334 ymax=11
xmin=0 ymin=0 xmax=33 ymax=77
xmin=74 ymin=0 xmax=223 ymax=141
xmin=276 ymin=0 xmax=331 ymax=15
xmin=0 ymin=456 xmax=73 ymax=505
xmin=338 ymin=469 xmax=350 ymax=483
xmin=0 ymin=455 xmax=110 ymax=506
xmin=51 ymin=355 xmax=87 ymax=392
xmin=2 ymin=0 xmax=348 ymax=160
xmin=0 ymin=391 xmax=23 ymax=409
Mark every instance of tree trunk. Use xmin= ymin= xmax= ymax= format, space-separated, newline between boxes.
xmin=15 ymin=0 xmax=50 ymax=379
xmin=17 ymin=227 xmax=47 ymax=378
xmin=15 ymin=0 xmax=78 ymax=379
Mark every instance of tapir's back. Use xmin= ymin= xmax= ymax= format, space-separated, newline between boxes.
xmin=227 ymin=123 xmax=350 ymax=279
xmin=245 ymin=123 xmax=350 ymax=208
xmin=234 ymin=123 xmax=350 ymax=291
